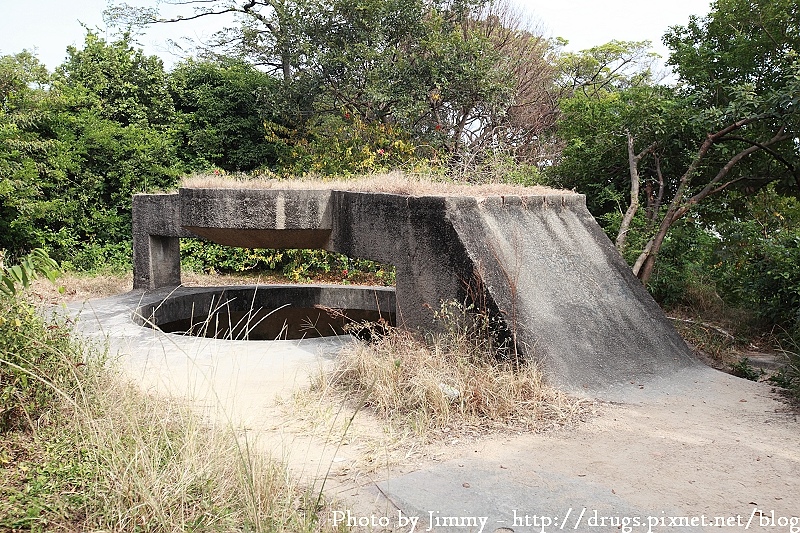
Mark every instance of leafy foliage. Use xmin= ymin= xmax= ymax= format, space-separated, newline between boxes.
xmin=0 ymin=34 xmax=184 ymax=270
xmin=110 ymin=0 xmax=558 ymax=172
xmin=0 ymin=248 xmax=61 ymax=297
xmin=53 ymin=32 xmax=174 ymax=127
xmin=181 ymin=239 xmax=395 ymax=284
xmin=269 ymin=112 xmax=422 ymax=176
xmin=169 ymin=58 xmax=284 ymax=172
xmin=0 ymin=52 xmax=63 ymax=255
xmin=664 ymin=0 xmax=799 ymax=103
xmin=0 ymin=297 xmax=83 ymax=432
xmin=714 ymin=188 xmax=800 ymax=335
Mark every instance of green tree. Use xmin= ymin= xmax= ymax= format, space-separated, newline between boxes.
xmin=54 ymin=31 xmax=175 ymax=127
xmin=554 ymin=0 xmax=800 ymax=289
xmin=107 ymin=0 xmax=558 ymax=173
xmin=664 ymin=0 xmax=799 ymax=106
xmin=557 ymin=39 xmax=663 ymax=97
xmin=714 ymin=186 xmax=800 ymax=334
xmin=631 ymin=0 xmax=800 ymax=283
xmin=0 ymin=52 xmax=70 ymax=256
xmin=169 ymin=58 xmax=283 ymax=171
xmin=43 ymin=33 xmax=183 ymax=268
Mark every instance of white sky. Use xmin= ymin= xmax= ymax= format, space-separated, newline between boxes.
xmin=0 ymin=0 xmax=712 ymax=72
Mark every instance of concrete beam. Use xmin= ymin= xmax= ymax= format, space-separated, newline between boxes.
xmin=179 ymin=188 xmax=333 ymax=249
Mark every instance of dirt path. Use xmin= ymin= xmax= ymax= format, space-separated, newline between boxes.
xmin=262 ymin=367 xmax=799 ymax=532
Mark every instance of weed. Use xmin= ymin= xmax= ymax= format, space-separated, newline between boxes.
xmin=728 ymin=357 xmax=763 ymax=381
xmin=767 ymin=336 xmax=800 ymax=402
xmin=668 ymin=312 xmax=748 ymax=365
xmin=0 ymin=294 xmax=341 ymax=532
xmin=0 ymin=297 xmax=83 ymax=432
xmin=312 ymin=301 xmax=588 ymax=436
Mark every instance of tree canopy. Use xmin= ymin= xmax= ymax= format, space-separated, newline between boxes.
xmin=1 ymin=0 xmax=799 ymax=337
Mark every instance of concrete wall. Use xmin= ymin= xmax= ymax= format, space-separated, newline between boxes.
xmin=132 ymin=187 xmax=697 ymax=391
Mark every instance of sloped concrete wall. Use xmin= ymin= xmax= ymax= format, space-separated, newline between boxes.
xmin=446 ymin=195 xmax=696 ymax=390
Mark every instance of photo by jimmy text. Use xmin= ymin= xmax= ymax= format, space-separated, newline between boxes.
xmin=329 ymin=508 xmax=800 ymax=533
xmin=330 ymin=509 xmax=490 ymax=532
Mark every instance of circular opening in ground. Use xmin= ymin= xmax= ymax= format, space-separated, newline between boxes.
xmin=133 ymin=285 xmax=396 ymax=341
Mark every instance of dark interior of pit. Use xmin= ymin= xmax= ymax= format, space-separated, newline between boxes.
xmin=158 ymin=307 xmax=393 ymax=340
xmin=135 ymin=286 xmax=397 ymax=341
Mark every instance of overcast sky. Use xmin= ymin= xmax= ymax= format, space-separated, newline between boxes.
xmin=0 ymin=0 xmax=712 ymax=72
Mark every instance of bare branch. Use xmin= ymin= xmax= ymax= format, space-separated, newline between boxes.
xmin=157 ymin=8 xmax=240 ymax=23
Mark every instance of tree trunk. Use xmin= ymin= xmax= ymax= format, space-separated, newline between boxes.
xmin=632 ymin=120 xmax=789 ymax=285
xmin=615 ymin=132 xmax=654 ymax=252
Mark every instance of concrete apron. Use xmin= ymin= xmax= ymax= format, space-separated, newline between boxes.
xmin=63 ymin=291 xmax=799 ymax=533
xmin=65 ymin=288 xmax=348 ymax=426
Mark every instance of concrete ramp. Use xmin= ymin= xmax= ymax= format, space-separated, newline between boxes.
xmin=133 ymin=187 xmax=697 ymax=392
xmin=447 ymin=195 xmax=697 ymax=390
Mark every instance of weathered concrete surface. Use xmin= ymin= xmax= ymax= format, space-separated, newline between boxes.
xmin=64 ymin=288 xmax=350 ymax=421
xmin=63 ymin=292 xmax=800 ymax=533
xmin=329 ymin=192 xmax=480 ymax=337
xmin=133 ymin=187 xmax=697 ymax=391
xmin=180 ymin=188 xmax=333 ymax=249
xmin=132 ymin=193 xmax=193 ymax=290
xmin=446 ymin=195 xmax=696 ymax=390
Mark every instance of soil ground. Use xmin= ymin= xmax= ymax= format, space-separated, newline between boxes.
xmin=263 ymin=367 xmax=799 ymax=532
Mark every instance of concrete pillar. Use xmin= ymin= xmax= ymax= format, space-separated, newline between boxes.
xmin=132 ymin=193 xmax=185 ymax=290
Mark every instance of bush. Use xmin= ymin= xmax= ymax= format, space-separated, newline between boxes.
xmin=641 ymin=220 xmax=721 ymax=309
xmin=714 ymin=189 xmax=800 ymax=337
xmin=267 ymin=113 xmax=422 ymax=177
xmin=0 ymin=297 xmax=84 ymax=432
xmin=180 ymin=238 xmax=395 ymax=284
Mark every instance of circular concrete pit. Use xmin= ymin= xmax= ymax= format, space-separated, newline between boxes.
xmin=132 ymin=284 xmax=396 ymax=341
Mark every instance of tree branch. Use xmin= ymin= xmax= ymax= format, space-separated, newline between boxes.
xmin=674 ymin=128 xmax=790 ymax=222
xmin=157 ymin=8 xmax=240 ymax=23
xmin=719 ymin=134 xmax=797 ymax=176
xmin=616 ymin=132 xmax=656 ymax=250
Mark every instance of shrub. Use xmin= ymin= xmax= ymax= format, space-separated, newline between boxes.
xmin=181 ymin=238 xmax=395 ymax=284
xmin=0 ymin=301 xmax=84 ymax=432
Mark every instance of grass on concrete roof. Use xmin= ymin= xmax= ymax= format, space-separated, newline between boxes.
xmin=181 ymin=170 xmax=575 ymax=197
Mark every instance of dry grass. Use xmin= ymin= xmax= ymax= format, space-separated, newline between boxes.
xmin=29 ymin=271 xmax=133 ymax=303
xmin=181 ymin=170 xmax=573 ymax=197
xmin=74 ymin=370 xmax=332 ymax=532
xmin=305 ymin=302 xmax=589 ymax=437
xmin=0 ymin=333 xmax=341 ymax=531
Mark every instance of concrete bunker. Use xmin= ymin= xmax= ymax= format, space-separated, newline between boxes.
xmin=133 ymin=185 xmax=698 ymax=392
xmin=133 ymin=285 xmax=396 ymax=340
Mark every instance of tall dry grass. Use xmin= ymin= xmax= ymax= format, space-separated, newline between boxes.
xmin=0 ymin=302 xmax=340 ymax=532
xmin=76 ymin=371 xmax=326 ymax=532
xmin=313 ymin=302 xmax=588 ymax=435
xmin=181 ymin=170 xmax=571 ymax=198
